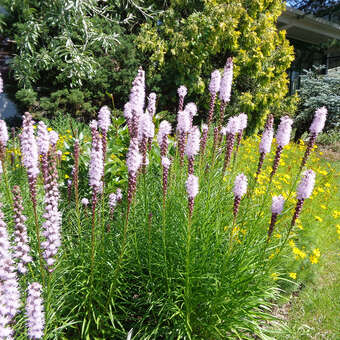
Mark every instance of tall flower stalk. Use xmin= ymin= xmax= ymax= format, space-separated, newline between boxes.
xmin=20 ymin=112 xmax=44 ymax=279
xmin=177 ymin=85 xmax=187 ymax=112
xmin=98 ymin=105 xmax=111 ymax=162
xmin=291 ymin=170 xmax=315 ymax=227
xmin=0 ymin=203 xmax=21 ymax=336
xmin=12 ymin=185 xmax=32 ymax=274
xmin=185 ymin=102 xmax=198 ymax=128
xmin=234 ymin=113 xmax=247 ymax=155
xmin=268 ymin=195 xmax=284 ymax=240
xmin=270 ymin=116 xmax=293 ymax=179
xmin=233 ymin=173 xmax=247 ymax=223
xmin=207 ymin=70 xmax=221 ymax=129
xmin=41 ymin=145 xmax=61 ymax=273
xmin=146 ymin=92 xmax=156 ymax=117
xmin=177 ymin=111 xmax=191 ymax=166
xmin=37 ymin=121 xmax=50 ymax=184
xmin=222 ymin=116 xmax=239 ymax=175
xmin=162 ymin=157 xmax=171 ymax=207
xmin=138 ymin=113 xmax=154 ymax=173
xmin=255 ymin=115 xmax=274 ymax=181
xmin=128 ymin=67 xmax=145 ymax=139
xmin=199 ymin=124 xmax=209 ymax=157
xmin=185 ymin=126 xmax=200 ymax=175
xmin=300 ymin=107 xmax=327 ymax=170
xmin=218 ymin=57 xmax=233 ymax=129
xmin=184 ymin=174 xmax=199 ymax=329
xmin=88 ymin=124 xmax=104 ymax=287
xmin=157 ymin=121 xmax=172 ymax=158
xmin=73 ymin=139 xmax=80 ymax=224
xmin=26 ymin=282 xmax=45 ymax=339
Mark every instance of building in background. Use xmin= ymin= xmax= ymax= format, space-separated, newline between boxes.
xmin=278 ymin=5 xmax=340 ymax=93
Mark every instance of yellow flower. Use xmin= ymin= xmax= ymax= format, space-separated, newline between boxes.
xmin=317 ymin=169 xmax=328 ymax=176
xmin=269 ymin=253 xmax=275 ymax=260
xmin=274 ymin=233 xmax=281 ymax=239
xmin=325 ymin=183 xmax=331 ymax=188
xmin=310 ymin=255 xmax=318 ymax=264
xmin=271 ymin=273 xmax=279 ymax=281
xmin=320 ymin=204 xmax=326 ymax=210
xmin=292 ymin=247 xmax=307 ymax=259
xmin=289 ymin=272 xmax=297 ymax=279
xmin=333 ymin=210 xmax=340 ymax=219
xmin=336 ymin=225 xmax=340 ymax=239
xmin=289 ymin=240 xmax=295 ymax=247
xmin=47 ymin=127 xmax=52 ymax=132
xmin=66 ymin=129 xmax=71 ymax=133
xmin=64 ymin=152 xmax=70 ymax=155
xmin=312 ymin=248 xmax=321 ymax=258
xmin=314 ymin=216 xmax=323 ymax=222
xmin=65 ymin=174 xmax=69 ymax=179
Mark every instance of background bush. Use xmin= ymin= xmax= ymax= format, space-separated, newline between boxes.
xmin=294 ymin=66 xmax=340 ymax=141
xmin=2 ymin=0 xmax=297 ymax=130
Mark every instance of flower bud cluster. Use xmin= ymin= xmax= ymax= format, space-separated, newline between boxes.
xmin=12 ymin=186 xmax=32 ymax=274
xmin=26 ymin=282 xmax=45 ymax=339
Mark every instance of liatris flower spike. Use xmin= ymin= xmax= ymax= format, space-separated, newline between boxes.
xmin=207 ymin=70 xmax=221 ymax=127
xmin=12 ymin=186 xmax=32 ymax=274
xmin=138 ymin=113 xmax=155 ymax=172
xmin=26 ymin=282 xmax=45 ymax=339
xmin=256 ymin=119 xmax=274 ymax=180
xmin=37 ymin=121 xmax=50 ymax=183
xmin=41 ymin=146 xmax=61 ymax=272
xmin=300 ymin=107 xmax=327 ymax=169
xmin=200 ymin=124 xmax=209 ymax=156
xmin=291 ymin=169 xmax=315 ymax=226
xmin=81 ymin=198 xmax=89 ymax=207
xmin=0 ymin=203 xmax=21 ymax=321
xmin=128 ymin=67 xmax=145 ymax=138
xmin=268 ymin=195 xmax=285 ymax=240
xmin=89 ymin=129 xmax=104 ymax=196
xmin=147 ymin=92 xmax=157 ymax=117
xmin=235 ymin=113 xmax=247 ymax=152
xmin=157 ymin=120 xmax=172 ymax=157
xmin=162 ymin=156 xmax=171 ymax=205
xmin=126 ymin=138 xmax=142 ymax=206
xmin=186 ymin=174 xmax=199 ymax=217
xmin=185 ymin=126 xmax=200 ymax=175
xmin=98 ymin=105 xmax=111 ymax=161
xmin=177 ymin=85 xmax=187 ymax=112
xmin=270 ymin=116 xmax=293 ymax=179
xmin=233 ymin=173 xmax=247 ymax=220
xmin=20 ymin=112 xmax=40 ymax=206
xmin=177 ymin=110 xmax=191 ymax=165
xmin=108 ymin=189 xmax=122 ymax=222
xmin=218 ymin=57 xmax=233 ymax=127
xmin=185 ymin=102 xmax=197 ymax=127
xmin=223 ymin=116 xmax=240 ymax=174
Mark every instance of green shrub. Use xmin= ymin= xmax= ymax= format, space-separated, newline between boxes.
xmin=294 ymin=66 xmax=340 ymax=141
xmin=137 ymin=0 xmax=298 ymax=133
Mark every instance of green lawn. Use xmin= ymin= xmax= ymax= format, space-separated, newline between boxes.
xmin=279 ymin=160 xmax=340 ymax=339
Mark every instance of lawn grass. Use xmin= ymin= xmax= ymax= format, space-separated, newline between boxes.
xmin=278 ymin=159 xmax=340 ymax=339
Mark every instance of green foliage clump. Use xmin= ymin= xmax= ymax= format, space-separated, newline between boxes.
xmin=2 ymin=0 xmax=154 ymax=118
xmin=137 ymin=0 xmax=298 ymax=133
xmin=294 ymin=66 xmax=340 ymax=141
